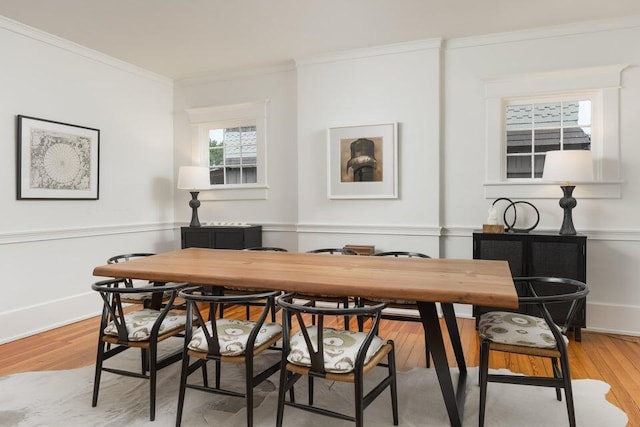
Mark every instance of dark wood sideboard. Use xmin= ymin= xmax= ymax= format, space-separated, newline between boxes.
xmin=472 ymin=231 xmax=587 ymax=341
xmin=181 ymin=225 xmax=262 ymax=250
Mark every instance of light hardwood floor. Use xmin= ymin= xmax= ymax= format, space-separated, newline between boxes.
xmin=1 ymin=306 xmax=638 ymax=426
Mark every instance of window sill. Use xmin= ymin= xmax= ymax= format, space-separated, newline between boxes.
xmin=483 ymin=181 xmax=622 ymax=199
xmin=199 ymin=185 xmax=268 ymax=201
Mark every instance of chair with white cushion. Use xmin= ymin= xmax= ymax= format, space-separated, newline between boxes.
xmin=301 ymin=248 xmax=359 ymax=330
xmin=478 ymin=276 xmax=589 ymax=427
xmin=220 ymin=246 xmax=288 ymax=322
xmin=360 ymin=251 xmax=432 ymax=367
xmin=91 ymin=279 xmax=187 ymax=421
xmin=275 ymin=293 xmax=398 ymax=427
xmin=107 ymin=253 xmax=157 ymax=305
xmin=175 ymin=287 xmax=283 ymax=427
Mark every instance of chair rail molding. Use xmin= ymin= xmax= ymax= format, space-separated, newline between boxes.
xmin=0 ymin=222 xmax=177 ymax=245
xmin=441 ymin=226 xmax=640 ymax=242
xmin=296 ymin=223 xmax=441 ymax=236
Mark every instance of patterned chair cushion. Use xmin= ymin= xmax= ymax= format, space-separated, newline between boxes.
xmin=120 ymin=291 xmax=151 ymax=301
xmin=103 ymin=308 xmax=187 ymax=341
xmin=187 ymin=319 xmax=282 ymax=356
xmin=120 ymin=283 xmax=174 ymax=301
xmin=478 ymin=311 xmax=568 ymax=349
xmin=287 ymin=326 xmax=384 ymax=373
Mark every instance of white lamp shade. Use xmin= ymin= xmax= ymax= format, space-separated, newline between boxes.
xmin=177 ymin=166 xmax=210 ymax=190
xmin=542 ymin=150 xmax=593 ymax=184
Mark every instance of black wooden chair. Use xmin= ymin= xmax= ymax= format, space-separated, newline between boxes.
xmin=107 ymin=253 xmax=157 ymax=305
xmin=359 ymin=251 xmax=432 ymax=367
xmin=300 ymin=248 xmax=359 ymax=330
xmin=276 ymin=293 xmax=398 ymax=427
xmin=219 ymin=246 xmax=288 ymax=322
xmin=478 ymin=276 xmax=589 ymax=427
xmin=175 ymin=287 xmax=283 ymax=427
xmin=91 ymin=279 xmax=188 ymax=421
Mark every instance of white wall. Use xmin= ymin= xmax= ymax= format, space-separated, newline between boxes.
xmin=173 ymin=22 xmax=640 ymax=335
xmin=173 ymin=67 xmax=299 ymax=250
xmin=3 ymin=15 xmax=640 ymax=342
xmin=442 ymin=22 xmax=640 ymax=332
xmin=296 ymin=41 xmax=442 ymax=256
xmin=0 ymin=18 xmax=176 ymax=343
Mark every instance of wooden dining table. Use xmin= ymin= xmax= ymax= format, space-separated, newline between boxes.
xmin=93 ymin=247 xmax=517 ymax=427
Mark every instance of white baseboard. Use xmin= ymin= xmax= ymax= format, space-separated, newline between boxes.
xmin=585 ymin=302 xmax=640 ymax=336
xmin=0 ymin=292 xmax=100 ymax=344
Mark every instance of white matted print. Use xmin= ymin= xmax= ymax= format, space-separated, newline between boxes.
xmin=17 ymin=115 xmax=100 ymax=200
xmin=327 ymin=123 xmax=397 ymax=199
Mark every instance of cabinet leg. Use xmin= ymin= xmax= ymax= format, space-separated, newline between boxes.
xmin=574 ymin=327 xmax=582 ymax=342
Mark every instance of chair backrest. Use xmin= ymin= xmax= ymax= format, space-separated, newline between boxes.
xmin=513 ymin=277 xmax=589 ymax=344
xmin=244 ymin=247 xmax=288 ymax=252
xmin=179 ymin=287 xmax=281 ymax=357
xmin=307 ymin=248 xmax=359 ymax=255
xmin=277 ymin=293 xmax=385 ymax=376
xmin=374 ymin=251 xmax=430 ymax=258
xmin=107 ymin=253 xmax=156 ymax=287
xmin=107 ymin=253 xmax=156 ymax=263
xmin=91 ymin=278 xmax=185 ymax=344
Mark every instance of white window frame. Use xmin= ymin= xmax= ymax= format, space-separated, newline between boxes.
xmin=483 ymin=65 xmax=626 ymax=199
xmin=185 ymin=100 xmax=269 ymax=201
xmin=504 ymin=93 xmax=596 ymax=179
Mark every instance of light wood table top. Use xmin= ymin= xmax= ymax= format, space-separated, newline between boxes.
xmin=93 ymin=248 xmax=517 ymax=309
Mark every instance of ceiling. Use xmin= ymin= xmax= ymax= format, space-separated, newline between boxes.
xmin=1 ymin=0 xmax=640 ymax=80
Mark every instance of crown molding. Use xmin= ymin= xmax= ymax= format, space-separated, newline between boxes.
xmin=447 ymin=15 xmax=640 ymax=49
xmin=175 ymin=61 xmax=296 ymax=87
xmin=295 ymin=38 xmax=443 ymax=68
xmin=0 ymin=15 xmax=173 ymax=87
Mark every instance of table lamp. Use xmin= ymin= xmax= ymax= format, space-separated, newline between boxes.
xmin=542 ymin=150 xmax=593 ymax=235
xmin=177 ymin=166 xmax=210 ymax=227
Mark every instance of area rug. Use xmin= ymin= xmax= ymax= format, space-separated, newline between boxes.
xmin=0 ymin=342 xmax=628 ymax=426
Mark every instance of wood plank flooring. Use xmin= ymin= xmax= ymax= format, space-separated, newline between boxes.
xmin=1 ymin=306 xmax=638 ymax=426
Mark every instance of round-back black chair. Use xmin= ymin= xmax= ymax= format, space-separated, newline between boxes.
xmin=302 ymin=248 xmax=359 ymax=330
xmin=107 ymin=253 xmax=157 ymax=304
xmin=175 ymin=287 xmax=283 ymax=427
xmin=91 ymin=279 xmax=187 ymax=421
xmin=478 ymin=277 xmax=589 ymax=427
xmin=307 ymin=247 xmax=359 ymax=255
xmin=245 ymin=246 xmax=288 ymax=252
xmin=275 ymin=293 xmax=398 ymax=427
xmin=360 ymin=251 xmax=432 ymax=367
xmin=219 ymin=247 xmax=289 ymax=322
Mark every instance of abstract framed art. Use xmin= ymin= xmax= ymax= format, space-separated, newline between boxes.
xmin=327 ymin=122 xmax=397 ymax=199
xmin=17 ymin=115 xmax=100 ymax=200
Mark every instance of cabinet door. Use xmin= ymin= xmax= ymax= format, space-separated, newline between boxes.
xmin=529 ymin=237 xmax=586 ymax=327
xmin=215 ymin=230 xmax=245 ymax=249
xmin=474 ymin=234 xmax=526 ymax=277
xmin=473 ymin=233 xmax=527 ymax=316
xmin=182 ymin=229 xmax=214 ymax=248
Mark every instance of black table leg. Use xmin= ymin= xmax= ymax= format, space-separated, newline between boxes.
xmin=149 ymin=281 xmax=167 ymax=309
xmin=417 ymin=301 xmax=465 ymax=427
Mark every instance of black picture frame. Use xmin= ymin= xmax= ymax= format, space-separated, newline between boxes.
xmin=17 ymin=115 xmax=100 ymax=200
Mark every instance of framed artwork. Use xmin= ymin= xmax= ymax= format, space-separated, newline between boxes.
xmin=17 ymin=115 xmax=100 ymax=200
xmin=327 ymin=123 xmax=397 ymax=199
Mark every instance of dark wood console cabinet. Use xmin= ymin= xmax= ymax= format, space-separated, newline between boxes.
xmin=472 ymin=231 xmax=587 ymax=341
xmin=181 ymin=225 xmax=262 ymax=250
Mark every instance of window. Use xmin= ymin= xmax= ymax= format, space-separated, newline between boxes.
xmin=209 ymin=125 xmax=258 ymax=185
xmin=505 ymin=99 xmax=592 ymax=179
xmin=185 ymin=100 xmax=268 ymax=200
xmin=483 ymin=65 xmax=625 ymax=199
